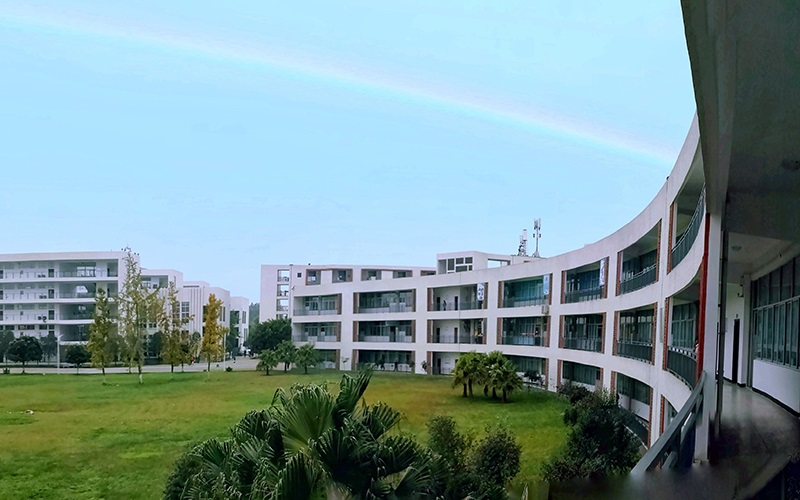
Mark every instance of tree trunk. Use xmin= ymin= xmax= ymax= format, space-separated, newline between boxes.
xmin=102 ymin=366 xmax=106 ymax=385
xmin=492 ymin=388 xmax=497 ymax=399
xmin=207 ymin=358 xmax=211 ymax=378
xmin=502 ymin=389 xmax=507 ymax=403
xmin=468 ymin=379 xmax=473 ymax=397
xmin=137 ymin=362 xmax=143 ymax=385
xmin=462 ymin=383 xmax=467 ymax=397
xmin=484 ymin=385 xmax=489 ymax=396
xmin=21 ymin=361 xmax=25 ymax=374
xmin=304 ymin=365 xmax=308 ymax=374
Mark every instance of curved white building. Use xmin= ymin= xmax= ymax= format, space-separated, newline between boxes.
xmin=261 ymin=3 xmax=800 ymax=486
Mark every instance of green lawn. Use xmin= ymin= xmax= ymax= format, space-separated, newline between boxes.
xmin=0 ymin=370 xmax=568 ymax=499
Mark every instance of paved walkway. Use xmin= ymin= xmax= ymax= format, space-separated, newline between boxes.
xmin=5 ymin=357 xmax=261 ymax=375
xmin=552 ymin=382 xmax=800 ymax=499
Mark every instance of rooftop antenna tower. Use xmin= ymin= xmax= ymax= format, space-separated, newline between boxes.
xmin=517 ymin=229 xmax=528 ymax=256
xmin=533 ymin=218 xmax=542 ymax=257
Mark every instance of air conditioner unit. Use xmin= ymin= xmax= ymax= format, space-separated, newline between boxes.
xmin=542 ymin=304 xmax=550 ymax=316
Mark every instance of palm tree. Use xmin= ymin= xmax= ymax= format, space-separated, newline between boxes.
xmin=451 ymin=357 xmax=469 ymax=397
xmin=483 ymin=351 xmax=506 ymax=399
xmin=167 ymin=369 xmax=444 ymax=499
xmin=257 ymin=349 xmax=279 ymax=375
xmin=490 ymin=360 xmax=524 ymax=403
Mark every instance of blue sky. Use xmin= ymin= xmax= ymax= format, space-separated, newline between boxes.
xmin=0 ymin=2 xmax=695 ymax=300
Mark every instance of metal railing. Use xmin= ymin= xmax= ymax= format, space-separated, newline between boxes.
xmin=432 ymin=366 xmax=453 ymax=375
xmin=619 ymin=265 xmax=657 ymax=294
xmin=563 ymin=337 xmax=603 ymax=352
xmin=502 ymin=296 xmax=547 ymax=308
xmin=667 ymin=346 xmax=697 ymax=388
xmin=432 ymin=333 xmax=484 ymax=344
xmin=501 ymin=335 xmax=544 ymax=346
xmin=621 ymin=410 xmax=650 ymax=446
xmin=632 ymin=372 xmax=706 ymax=473
xmin=358 ymin=303 xmax=413 ymax=314
xmin=430 ymin=299 xmax=482 ymax=311
xmin=292 ymin=308 xmax=338 ymax=316
xmin=358 ymin=362 xmax=413 ymax=373
xmin=617 ymin=341 xmax=653 ymax=362
xmin=358 ymin=333 xmax=413 ymax=343
xmin=671 ymin=189 xmax=705 ymax=270
xmin=0 ymin=270 xmax=118 ymax=279
xmin=292 ymin=334 xmax=339 ymax=343
xmin=563 ymin=286 xmax=604 ymax=303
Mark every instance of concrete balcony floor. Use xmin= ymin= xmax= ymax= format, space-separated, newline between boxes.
xmin=552 ymin=382 xmax=800 ymax=499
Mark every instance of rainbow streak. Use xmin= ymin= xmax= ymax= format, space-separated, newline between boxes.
xmin=0 ymin=7 xmax=676 ymax=168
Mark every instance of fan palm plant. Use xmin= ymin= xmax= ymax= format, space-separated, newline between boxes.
xmin=166 ymin=369 xmax=443 ymax=499
xmin=489 ymin=360 xmax=524 ymax=403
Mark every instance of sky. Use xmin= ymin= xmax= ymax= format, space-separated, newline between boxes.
xmin=0 ymin=1 xmax=696 ymax=301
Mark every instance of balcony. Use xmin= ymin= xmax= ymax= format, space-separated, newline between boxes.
xmin=671 ymin=190 xmax=705 ymax=271
xmin=501 ymin=335 xmax=544 ymax=346
xmin=619 ymin=265 xmax=657 ymax=294
xmin=431 ymin=300 xmax=482 ymax=312
xmin=563 ymin=337 xmax=603 ymax=352
xmin=358 ymin=292 xmax=414 ymax=314
xmin=621 ymin=410 xmax=649 ymax=446
xmin=293 ymin=308 xmax=338 ymax=316
xmin=564 ymin=285 xmax=604 ymax=303
xmin=432 ymin=332 xmax=485 ymax=344
xmin=667 ymin=346 xmax=697 ymax=388
xmin=617 ymin=341 xmax=653 ymax=363
xmin=503 ymin=296 xmax=546 ymax=308
xmin=358 ymin=333 xmax=413 ymax=343
xmin=293 ymin=334 xmax=339 ymax=343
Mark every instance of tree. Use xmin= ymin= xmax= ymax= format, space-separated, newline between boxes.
xmin=256 ymin=349 xmax=279 ymax=375
xmin=275 ymin=339 xmax=297 ymax=372
xmin=117 ymin=248 xmax=159 ymax=384
xmin=149 ymin=331 xmax=164 ymax=361
xmin=225 ymin=329 xmax=238 ymax=359
xmin=426 ymin=415 xmax=475 ymax=497
xmin=158 ymin=280 xmax=192 ymax=375
xmin=245 ymin=318 xmax=291 ymax=354
xmin=41 ymin=332 xmax=57 ymax=363
xmin=65 ymin=345 xmax=91 ymax=373
xmin=88 ymin=288 xmax=115 ymax=382
xmin=165 ymin=370 xmax=444 ymax=498
xmin=483 ymin=351 xmax=507 ymax=398
xmin=7 ymin=336 xmax=42 ymax=373
xmin=542 ymin=389 xmax=640 ymax=482
xmin=0 ymin=330 xmax=14 ymax=365
xmin=451 ymin=356 xmax=469 ymax=397
xmin=471 ymin=426 xmax=522 ymax=495
xmin=247 ymin=302 xmax=259 ymax=329
xmin=295 ymin=343 xmax=319 ymax=374
xmin=489 ymin=360 xmax=524 ymax=403
xmin=200 ymin=293 xmax=224 ymax=376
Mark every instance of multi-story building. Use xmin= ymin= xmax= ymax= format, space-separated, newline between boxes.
xmin=0 ymin=252 xmax=246 ymax=360
xmin=230 ymin=296 xmax=250 ymax=353
xmin=0 ymin=252 xmax=126 ymax=349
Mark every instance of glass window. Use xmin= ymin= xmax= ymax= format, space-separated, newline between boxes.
xmin=790 ymin=300 xmax=799 ymax=368
xmin=776 ymin=303 xmax=786 ymax=363
xmin=770 ymin=270 xmax=781 ymax=304
xmin=782 ymin=262 xmax=794 ymax=302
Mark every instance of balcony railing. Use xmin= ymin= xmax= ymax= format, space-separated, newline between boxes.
xmin=501 ymin=335 xmax=544 ymax=346
xmin=563 ymin=285 xmax=604 ymax=303
xmin=621 ymin=410 xmax=650 ymax=447
xmin=617 ymin=341 xmax=653 ymax=363
xmin=0 ymin=270 xmax=118 ymax=279
xmin=502 ymin=296 xmax=547 ymax=308
xmin=293 ymin=334 xmax=339 ymax=343
xmin=563 ymin=337 xmax=603 ymax=352
xmin=432 ymin=366 xmax=453 ymax=375
xmin=619 ymin=265 xmax=657 ymax=294
xmin=633 ymin=372 xmax=706 ymax=472
xmin=671 ymin=189 xmax=705 ymax=270
xmin=358 ymin=333 xmax=413 ymax=343
xmin=431 ymin=300 xmax=482 ymax=311
xmin=667 ymin=346 xmax=697 ymax=388
xmin=358 ymin=303 xmax=413 ymax=314
xmin=292 ymin=308 xmax=338 ymax=316
xmin=358 ymin=362 xmax=413 ymax=372
xmin=0 ymin=292 xmax=99 ymax=301
xmin=432 ymin=333 xmax=485 ymax=344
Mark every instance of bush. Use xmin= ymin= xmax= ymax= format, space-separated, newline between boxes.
xmin=472 ymin=425 xmax=522 ymax=491
xmin=2 ymin=367 xmax=9 ymax=375
xmin=225 ymin=366 xmax=233 ymax=372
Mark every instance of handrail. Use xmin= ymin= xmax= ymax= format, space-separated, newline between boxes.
xmin=671 ymin=187 xmax=705 ymax=270
xmin=632 ymin=371 xmax=706 ymax=474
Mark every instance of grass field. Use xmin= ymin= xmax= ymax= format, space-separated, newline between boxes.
xmin=0 ymin=369 xmax=569 ymax=499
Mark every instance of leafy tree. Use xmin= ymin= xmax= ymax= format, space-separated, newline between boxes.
xmin=165 ymin=370 xmax=445 ymax=498
xmin=426 ymin=415 xmax=475 ymax=497
xmin=88 ymin=288 xmax=115 ymax=382
xmin=7 ymin=335 xmax=42 ymax=373
xmin=157 ymin=280 xmax=192 ymax=375
xmin=542 ymin=389 xmax=640 ymax=482
xmin=275 ymin=339 xmax=297 ymax=372
xmin=0 ymin=330 xmax=14 ymax=365
xmin=117 ymin=248 xmax=159 ymax=384
xmin=451 ymin=356 xmax=469 ymax=397
xmin=65 ymin=344 xmax=91 ymax=373
xmin=489 ymin=360 xmax=523 ymax=403
xmin=295 ymin=343 xmax=319 ymax=374
xmin=225 ymin=329 xmax=238 ymax=358
xmin=472 ymin=425 xmax=521 ymax=494
xmin=200 ymin=293 xmax=224 ymax=376
xmin=483 ymin=351 xmax=507 ymax=398
xmin=149 ymin=331 xmax=164 ymax=361
xmin=248 ymin=302 xmax=259 ymax=329
xmin=245 ymin=318 xmax=291 ymax=354
xmin=41 ymin=331 xmax=58 ymax=363
xmin=256 ymin=349 xmax=279 ymax=375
